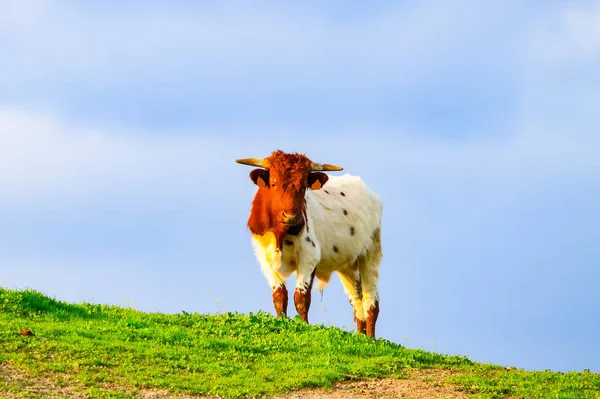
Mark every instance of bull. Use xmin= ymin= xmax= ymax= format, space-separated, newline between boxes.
xmin=236 ymin=150 xmax=383 ymax=337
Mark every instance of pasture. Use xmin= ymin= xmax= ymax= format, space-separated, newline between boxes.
xmin=1 ymin=287 xmax=599 ymax=398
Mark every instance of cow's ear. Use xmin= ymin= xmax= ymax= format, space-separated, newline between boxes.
xmin=250 ymin=169 xmax=269 ymax=188
xmin=308 ymin=172 xmax=329 ymax=190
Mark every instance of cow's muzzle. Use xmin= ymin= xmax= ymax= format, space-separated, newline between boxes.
xmin=280 ymin=211 xmax=301 ymax=226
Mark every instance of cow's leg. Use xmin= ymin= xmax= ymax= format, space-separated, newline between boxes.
xmin=266 ymin=269 xmax=291 ymax=318
xmin=252 ymin=235 xmax=290 ymax=318
xmin=272 ymin=284 xmax=288 ymax=317
xmin=338 ymin=266 xmax=366 ymax=334
xmin=359 ymin=229 xmax=383 ymax=338
xmin=294 ymin=266 xmax=316 ymax=323
xmin=360 ymin=262 xmax=380 ymax=338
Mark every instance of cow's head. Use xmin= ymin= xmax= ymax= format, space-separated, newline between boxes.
xmin=236 ymin=150 xmax=343 ymax=228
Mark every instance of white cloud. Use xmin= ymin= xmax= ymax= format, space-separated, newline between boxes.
xmin=517 ymin=2 xmax=600 ymax=150
xmin=0 ymin=1 xmax=598 ymax=208
xmin=0 ymin=0 xmax=52 ymax=31
xmin=0 ymin=104 xmax=597 ymax=212
xmin=0 ymin=107 xmax=242 ymax=207
xmin=527 ymin=2 xmax=600 ymax=64
xmin=0 ymin=0 xmax=521 ymax=91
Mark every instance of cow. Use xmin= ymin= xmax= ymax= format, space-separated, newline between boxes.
xmin=236 ymin=150 xmax=383 ymax=337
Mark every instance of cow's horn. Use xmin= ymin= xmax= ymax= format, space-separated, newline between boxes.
xmin=312 ymin=162 xmax=343 ymax=171
xmin=236 ymin=158 xmax=267 ymax=168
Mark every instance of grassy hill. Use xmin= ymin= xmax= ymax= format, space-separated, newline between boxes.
xmin=0 ymin=287 xmax=598 ymax=399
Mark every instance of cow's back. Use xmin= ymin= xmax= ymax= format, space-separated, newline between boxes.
xmin=305 ymin=174 xmax=382 ymax=276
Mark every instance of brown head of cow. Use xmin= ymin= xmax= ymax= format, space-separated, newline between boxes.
xmin=236 ymin=150 xmax=343 ymax=248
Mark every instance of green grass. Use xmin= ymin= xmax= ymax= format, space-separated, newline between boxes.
xmin=1 ymin=287 xmax=598 ymax=398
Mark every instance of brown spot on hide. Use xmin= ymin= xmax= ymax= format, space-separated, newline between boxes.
xmin=284 ymin=240 xmax=294 ymax=246
xmin=350 ymin=274 xmax=367 ymax=335
xmin=333 ymin=245 xmax=339 ymax=253
xmin=340 ymin=191 xmax=346 ymax=196
xmin=302 ymin=208 xmax=309 ymax=232
xmin=305 ymin=236 xmax=311 ymax=242
xmin=350 ymin=226 xmax=355 ymax=235
xmin=324 ymin=190 xmax=330 ymax=194
xmin=343 ymin=209 xmax=348 ymax=215
xmin=272 ymin=285 xmax=288 ymax=317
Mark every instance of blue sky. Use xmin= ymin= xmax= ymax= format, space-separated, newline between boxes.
xmin=1 ymin=0 xmax=599 ymax=373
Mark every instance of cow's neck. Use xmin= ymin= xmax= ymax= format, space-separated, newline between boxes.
xmin=271 ymin=218 xmax=306 ymax=250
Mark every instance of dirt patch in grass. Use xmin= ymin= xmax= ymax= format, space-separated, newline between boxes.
xmin=272 ymin=369 xmax=469 ymax=399
xmin=138 ymin=369 xmax=471 ymax=399
xmin=133 ymin=389 xmax=217 ymax=399
xmin=0 ymin=360 xmax=87 ymax=399
xmin=0 ymin=361 xmax=217 ymax=399
xmin=1 ymin=361 xmax=467 ymax=399
xmin=0 ymin=361 xmax=208 ymax=399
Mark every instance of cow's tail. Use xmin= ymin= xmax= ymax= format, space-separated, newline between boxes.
xmin=316 ymin=278 xmax=330 ymax=293
xmin=314 ymin=272 xmax=332 ymax=294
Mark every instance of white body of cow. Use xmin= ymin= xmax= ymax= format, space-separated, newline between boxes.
xmin=250 ymin=173 xmax=383 ymax=323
